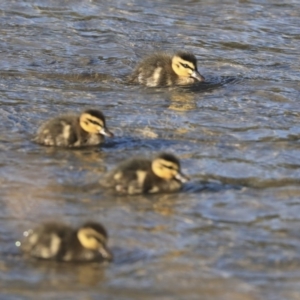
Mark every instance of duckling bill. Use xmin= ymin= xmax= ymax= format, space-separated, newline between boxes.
xmin=100 ymin=152 xmax=189 ymax=194
xmin=34 ymin=109 xmax=113 ymax=147
xmin=128 ymin=52 xmax=205 ymax=87
xmin=18 ymin=221 xmax=112 ymax=263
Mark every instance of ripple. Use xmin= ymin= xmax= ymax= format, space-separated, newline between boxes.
xmin=1 ymin=0 xmax=300 ymax=299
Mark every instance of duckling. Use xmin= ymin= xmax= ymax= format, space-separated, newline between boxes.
xmin=100 ymin=152 xmax=189 ymax=194
xmin=34 ymin=109 xmax=113 ymax=147
xmin=18 ymin=221 xmax=112 ymax=262
xmin=128 ymin=52 xmax=205 ymax=87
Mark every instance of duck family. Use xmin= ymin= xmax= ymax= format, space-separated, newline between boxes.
xmin=19 ymin=51 xmax=204 ymax=263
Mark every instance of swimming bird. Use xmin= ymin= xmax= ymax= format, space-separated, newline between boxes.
xmin=34 ymin=109 xmax=113 ymax=147
xmin=100 ymin=152 xmax=189 ymax=194
xmin=19 ymin=221 xmax=112 ymax=262
xmin=128 ymin=52 xmax=205 ymax=87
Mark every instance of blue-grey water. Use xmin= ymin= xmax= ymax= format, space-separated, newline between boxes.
xmin=0 ymin=1 xmax=300 ymax=299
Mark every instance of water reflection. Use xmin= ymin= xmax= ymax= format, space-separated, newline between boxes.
xmin=168 ymin=90 xmax=197 ymax=111
xmin=26 ymin=260 xmax=107 ymax=288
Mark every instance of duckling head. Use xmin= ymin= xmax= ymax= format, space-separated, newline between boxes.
xmin=151 ymin=153 xmax=189 ymax=182
xmin=79 ymin=109 xmax=114 ymax=137
xmin=77 ymin=222 xmax=113 ymax=261
xmin=172 ymin=52 xmax=205 ymax=82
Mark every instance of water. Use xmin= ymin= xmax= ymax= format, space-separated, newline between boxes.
xmin=0 ymin=0 xmax=300 ymax=299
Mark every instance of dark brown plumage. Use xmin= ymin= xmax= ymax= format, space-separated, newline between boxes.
xmin=99 ymin=153 xmax=189 ymax=194
xmin=34 ymin=109 xmax=113 ymax=147
xmin=19 ymin=221 xmax=112 ymax=263
xmin=128 ymin=52 xmax=204 ymax=87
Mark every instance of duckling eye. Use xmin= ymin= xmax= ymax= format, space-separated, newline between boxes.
xmin=87 ymin=234 xmax=104 ymax=244
xmin=179 ymin=62 xmax=195 ymax=71
xmin=161 ymin=164 xmax=176 ymax=171
xmin=179 ymin=62 xmax=192 ymax=69
xmin=87 ymin=119 xmax=101 ymax=127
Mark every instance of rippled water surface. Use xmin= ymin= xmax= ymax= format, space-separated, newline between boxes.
xmin=1 ymin=0 xmax=300 ymax=299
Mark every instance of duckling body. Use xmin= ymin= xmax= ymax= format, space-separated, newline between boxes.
xmin=20 ymin=221 xmax=112 ymax=263
xmin=100 ymin=153 xmax=189 ymax=194
xmin=128 ymin=52 xmax=205 ymax=87
xmin=34 ymin=109 xmax=113 ymax=147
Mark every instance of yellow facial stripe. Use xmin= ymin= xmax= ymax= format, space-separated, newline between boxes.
xmin=173 ymin=56 xmax=195 ymax=70
xmin=178 ymin=59 xmax=194 ymax=70
xmin=155 ymin=159 xmax=179 ymax=171
xmin=85 ymin=114 xmax=104 ymax=127
xmin=77 ymin=227 xmax=106 ymax=249
xmin=152 ymin=158 xmax=180 ymax=180
xmin=80 ymin=113 xmax=105 ymax=133
xmin=172 ymin=56 xmax=196 ymax=78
